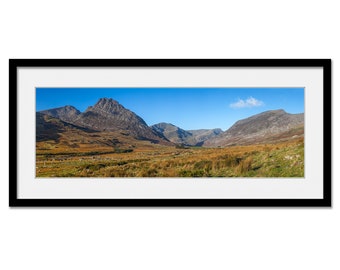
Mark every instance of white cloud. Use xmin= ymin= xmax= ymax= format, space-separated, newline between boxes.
xmin=230 ymin=97 xmax=264 ymax=108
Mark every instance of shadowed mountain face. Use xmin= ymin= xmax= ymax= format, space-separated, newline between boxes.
xmin=36 ymin=112 xmax=147 ymax=149
xmin=38 ymin=98 xmax=172 ymax=145
xmin=204 ymin=110 xmax=304 ymax=147
xmin=151 ymin=123 xmax=223 ymax=146
xmin=36 ymin=112 xmax=66 ymax=142
xmin=36 ymin=112 xmax=96 ymax=143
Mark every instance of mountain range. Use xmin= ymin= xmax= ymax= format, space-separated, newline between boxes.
xmin=37 ymin=97 xmax=304 ymax=148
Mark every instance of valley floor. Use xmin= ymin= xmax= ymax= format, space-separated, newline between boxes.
xmin=36 ymin=138 xmax=304 ymax=177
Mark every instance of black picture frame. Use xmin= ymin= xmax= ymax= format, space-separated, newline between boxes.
xmin=9 ymin=59 xmax=331 ymax=207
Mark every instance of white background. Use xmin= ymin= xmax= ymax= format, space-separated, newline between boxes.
xmin=0 ymin=1 xmax=338 ymax=270
xmin=18 ymin=67 xmax=323 ymax=199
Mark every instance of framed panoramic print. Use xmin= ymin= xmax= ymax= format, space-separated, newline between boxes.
xmin=9 ymin=59 xmax=331 ymax=207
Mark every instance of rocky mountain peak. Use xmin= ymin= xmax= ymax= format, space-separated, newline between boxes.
xmin=64 ymin=105 xmax=78 ymax=110
xmin=268 ymin=109 xmax=285 ymax=114
xmin=90 ymin=97 xmax=123 ymax=114
xmin=95 ymin=97 xmax=119 ymax=106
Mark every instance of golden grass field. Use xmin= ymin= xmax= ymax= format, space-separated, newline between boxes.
xmin=36 ymin=138 xmax=304 ymax=177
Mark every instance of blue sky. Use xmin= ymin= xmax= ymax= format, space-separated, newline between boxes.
xmin=36 ymin=88 xmax=304 ymax=130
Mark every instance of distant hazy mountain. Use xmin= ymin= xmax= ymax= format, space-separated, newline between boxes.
xmin=151 ymin=123 xmax=196 ymax=145
xmin=151 ymin=123 xmax=223 ymax=146
xmin=187 ymin=129 xmax=223 ymax=146
xmin=36 ymin=112 xmax=96 ymax=143
xmin=204 ymin=109 xmax=304 ymax=147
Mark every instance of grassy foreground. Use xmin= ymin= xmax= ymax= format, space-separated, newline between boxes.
xmin=36 ymin=138 xmax=304 ymax=178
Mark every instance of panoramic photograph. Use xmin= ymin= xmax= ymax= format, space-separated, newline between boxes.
xmin=36 ymin=87 xmax=304 ymax=177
